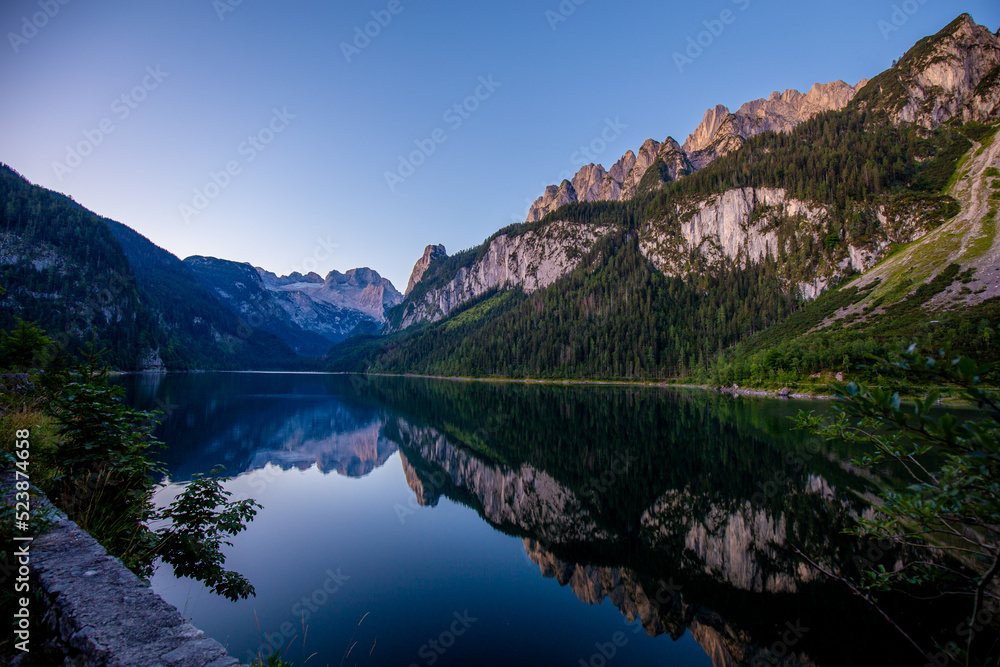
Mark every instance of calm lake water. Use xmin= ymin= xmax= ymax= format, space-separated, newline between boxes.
xmin=114 ymin=373 xmax=962 ymax=666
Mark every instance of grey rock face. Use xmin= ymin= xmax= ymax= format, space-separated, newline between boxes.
xmin=3 ymin=472 xmax=238 ymax=667
xmin=599 ymin=151 xmax=637 ymax=201
xmin=620 ymin=138 xmax=663 ymax=200
xmin=527 ymin=180 xmax=578 ymax=223
xmin=638 ymin=186 xmax=934 ymax=299
xmin=571 ymin=163 xmax=608 ymax=203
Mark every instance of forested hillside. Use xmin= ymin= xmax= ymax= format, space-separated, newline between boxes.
xmin=0 ymin=165 xmax=155 ymax=368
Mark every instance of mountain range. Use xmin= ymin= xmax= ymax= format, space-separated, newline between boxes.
xmin=1 ymin=13 xmax=998 ymax=381
xmin=0 ymin=166 xmax=401 ymax=368
xmin=335 ymin=13 xmax=1000 ymax=384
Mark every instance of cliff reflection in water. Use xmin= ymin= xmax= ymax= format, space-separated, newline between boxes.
xmin=117 ymin=373 xmax=969 ymax=666
xmin=362 ymin=377 xmax=956 ymax=667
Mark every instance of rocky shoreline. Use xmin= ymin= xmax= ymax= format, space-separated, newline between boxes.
xmin=710 ymin=384 xmax=836 ymax=401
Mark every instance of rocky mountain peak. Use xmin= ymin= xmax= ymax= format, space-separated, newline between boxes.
xmin=852 ymin=13 xmax=1000 ymax=128
xmin=257 ymin=268 xmax=323 ymax=287
xmin=682 ymin=104 xmax=730 ymax=154
xmin=405 ymin=244 xmax=448 ymax=296
xmin=329 ymin=267 xmax=384 ymax=288
xmin=526 ymin=79 xmax=869 ymax=222
xmin=571 ymin=164 xmax=607 ymax=203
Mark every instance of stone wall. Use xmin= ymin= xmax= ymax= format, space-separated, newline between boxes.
xmin=5 ymin=475 xmax=239 ymax=667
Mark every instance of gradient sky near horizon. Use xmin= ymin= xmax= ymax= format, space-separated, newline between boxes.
xmin=1 ymin=1 xmax=998 ymax=289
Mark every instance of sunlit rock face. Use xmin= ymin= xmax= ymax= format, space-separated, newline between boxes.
xmin=393 ymin=221 xmax=612 ymax=330
xmin=873 ymin=14 xmax=1000 ymax=128
xmin=405 ymin=244 xmax=448 ymax=296
xmin=525 ymin=79 xmax=865 ymax=222
xmin=638 ymin=186 xmax=934 ymax=299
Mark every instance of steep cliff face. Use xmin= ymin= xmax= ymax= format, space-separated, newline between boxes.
xmin=571 ymin=163 xmax=607 ymax=202
xmin=638 ymin=187 xmax=934 ymax=298
xmin=599 ymin=151 xmax=637 ymax=201
xmin=620 ymin=138 xmax=665 ymax=200
xmin=394 ymin=220 xmax=612 ymax=330
xmin=853 ymin=14 xmax=1000 ymax=128
xmin=526 ymin=80 xmax=865 ymax=222
xmin=405 ymin=244 xmax=448 ymax=296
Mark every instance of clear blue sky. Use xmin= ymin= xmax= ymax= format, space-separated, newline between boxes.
xmin=1 ymin=1 xmax=997 ymax=289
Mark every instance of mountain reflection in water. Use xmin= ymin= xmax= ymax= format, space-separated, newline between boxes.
xmin=117 ymin=372 xmax=979 ymax=667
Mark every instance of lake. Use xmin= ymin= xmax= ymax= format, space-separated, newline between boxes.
xmin=115 ymin=372 xmax=959 ymax=666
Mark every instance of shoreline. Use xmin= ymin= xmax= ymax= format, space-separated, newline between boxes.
xmin=366 ymin=373 xmax=841 ymax=400
xmin=112 ymin=370 xmax=985 ymax=405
